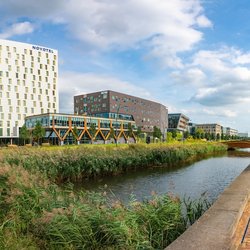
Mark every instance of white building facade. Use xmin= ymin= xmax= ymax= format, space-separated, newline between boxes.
xmin=0 ymin=39 xmax=58 ymax=139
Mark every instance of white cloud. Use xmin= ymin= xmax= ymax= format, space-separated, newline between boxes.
xmin=0 ymin=0 xmax=211 ymax=68
xmin=0 ymin=21 xmax=34 ymax=39
xmin=196 ymin=15 xmax=212 ymax=28
xmin=59 ymin=71 xmax=151 ymax=113
xmin=171 ymin=47 xmax=250 ymax=106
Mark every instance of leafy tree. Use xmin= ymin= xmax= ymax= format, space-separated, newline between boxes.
xmin=195 ymin=128 xmax=204 ymax=139
xmin=109 ymin=127 xmax=115 ymax=140
xmin=89 ymin=123 xmax=96 ymax=143
xmin=221 ymin=132 xmax=224 ymax=140
xmin=153 ymin=126 xmax=162 ymax=139
xmin=20 ymin=124 xmax=30 ymax=144
xmin=216 ymin=133 xmax=220 ymax=141
xmin=32 ymin=121 xmax=45 ymax=145
xmin=172 ymin=129 xmax=177 ymax=139
xmin=211 ymin=133 xmax=215 ymax=140
xmin=128 ymin=122 xmax=133 ymax=137
xmin=135 ymin=126 xmax=142 ymax=139
xmin=183 ymin=131 xmax=189 ymax=139
xmin=176 ymin=132 xmax=183 ymax=141
xmin=166 ymin=132 xmax=173 ymax=142
xmin=72 ymin=126 xmax=78 ymax=144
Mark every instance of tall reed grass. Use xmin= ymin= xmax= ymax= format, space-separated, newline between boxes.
xmin=0 ymin=163 xmax=210 ymax=249
xmin=3 ymin=142 xmax=227 ymax=183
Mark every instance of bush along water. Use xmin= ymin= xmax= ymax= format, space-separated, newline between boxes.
xmin=0 ymin=163 xmax=211 ymax=249
xmin=3 ymin=142 xmax=227 ymax=183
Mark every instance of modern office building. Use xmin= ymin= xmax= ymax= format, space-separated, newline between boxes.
xmin=0 ymin=39 xmax=58 ymax=142
xmin=195 ymin=123 xmax=222 ymax=137
xmin=168 ymin=113 xmax=189 ymax=133
xmin=74 ymin=90 xmax=168 ymax=133
xmin=25 ymin=113 xmax=137 ymax=145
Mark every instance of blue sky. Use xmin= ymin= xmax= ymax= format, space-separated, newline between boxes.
xmin=0 ymin=0 xmax=250 ymax=133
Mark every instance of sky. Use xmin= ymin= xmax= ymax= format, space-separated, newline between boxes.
xmin=0 ymin=0 xmax=250 ymax=133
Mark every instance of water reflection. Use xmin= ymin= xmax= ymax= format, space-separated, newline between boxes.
xmin=78 ymin=150 xmax=250 ymax=204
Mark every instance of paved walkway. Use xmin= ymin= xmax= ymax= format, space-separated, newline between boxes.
xmin=232 ymin=199 xmax=250 ymax=249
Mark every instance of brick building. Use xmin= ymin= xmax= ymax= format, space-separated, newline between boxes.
xmin=74 ymin=90 xmax=168 ymax=133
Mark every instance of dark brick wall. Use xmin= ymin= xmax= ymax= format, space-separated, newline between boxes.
xmin=74 ymin=90 xmax=168 ymax=133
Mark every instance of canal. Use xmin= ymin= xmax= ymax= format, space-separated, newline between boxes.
xmin=78 ymin=150 xmax=250 ymax=203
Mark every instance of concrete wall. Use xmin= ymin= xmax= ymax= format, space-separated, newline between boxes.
xmin=166 ymin=164 xmax=250 ymax=250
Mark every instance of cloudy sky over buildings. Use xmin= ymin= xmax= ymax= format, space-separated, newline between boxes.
xmin=0 ymin=0 xmax=250 ymax=132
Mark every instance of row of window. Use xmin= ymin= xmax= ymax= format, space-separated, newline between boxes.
xmin=0 ymin=64 xmax=56 ymax=75
xmin=0 ymin=78 xmax=56 ymax=89
xmin=0 ymin=100 xmax=56 ymax=112
xmin=0 ymin=86 xmax=56 ymax=97
xmin=0 ymin=108 xmax=56 ymax=120
xmin=0 ymin=72 xmax=57 ymax=81
xmin=0 ymin=56 xmax=56 ymax=67
xmin=26 ymin=115 xmax=135 ymax=129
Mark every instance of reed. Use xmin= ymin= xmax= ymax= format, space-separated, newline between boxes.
xmin=0 ymin=163 xmax=211 ymax=249
xmin=3 ymin=142 xmax=227 ymax=183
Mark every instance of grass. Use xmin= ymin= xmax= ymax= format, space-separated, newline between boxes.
xmin=2 ymin=142 xmax=227 ymax=183
xmin=0 ymin=142 xmax=220 ymax=249
xmin=0 ymin=163 xmax=192 ymax=249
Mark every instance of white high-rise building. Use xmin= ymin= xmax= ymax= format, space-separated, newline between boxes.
xmin=0 ymin=39 xmax=59 ymax=140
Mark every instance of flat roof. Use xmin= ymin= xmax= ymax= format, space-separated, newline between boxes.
xmin=74 ymin=90 xmax=167 ymax=108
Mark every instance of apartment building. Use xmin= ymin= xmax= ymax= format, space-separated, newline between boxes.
xmin=74 ymin=90 xmax=168 ymax=133
xmin=0 ymin=39 xmax=58 ymax=141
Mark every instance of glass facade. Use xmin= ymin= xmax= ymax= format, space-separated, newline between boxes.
xmin=93 ymin=112 xmax=134 ymax=121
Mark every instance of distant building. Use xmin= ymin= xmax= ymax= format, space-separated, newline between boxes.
xmin=74 ymin=90 xmax=168 ymax=133
xmin=168 ymin=113 xmax=189 ymax=133
xmin=222 ymin=127 xmax=238 ymax=137
xmin=195 ymin=123 xmax=222 ymax=136
xmin=0 ymin=39 xmax=58 ymax=143
xmin=238 ymin=132 xmax=249 ymax=138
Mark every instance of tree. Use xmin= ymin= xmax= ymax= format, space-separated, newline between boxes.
xmin=153 ymin=126 xmax=162 ymax=139
xmin=211 ymin=133 xmax=215 ymax=140
xmin=72 ymin=126 xmax=78 ymax=144
xmin=135 ymin=126 xmax=142 ymax=138
xmin=20 ymin=124 xmax=30 ymax=145
xmin=216 ymin=133 xmax=220 ymax=141
xmin=32 ymin=121 xmax=45 ymax=145
xmin=128 ymin=122 xmax=133 ymax=137
xmin=183 ymin=131 xmax=189 ymax=139
xmin=195 ymin=128 xmax=204 ymax=139
xmin=172 ymin=129 xmax=177 ymax=139
xmin=89 ymin=123 xmax=96 ymax=143
xmin=167 ymin=131 xmax=173 ymax=142
xmin=109 ymin=127 xmax=115 ymax=140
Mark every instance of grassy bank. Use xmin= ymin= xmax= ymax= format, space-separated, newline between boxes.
xmin=0 ymin=163 xmax=211 ymax=249
xmin=3 ymin=142 xmax=227 ymax=183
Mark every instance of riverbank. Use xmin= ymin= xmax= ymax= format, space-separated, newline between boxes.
xmin=3 ymin=142 xmax=227 ymax=183
xmin=0 ymin=142 xmax=228 ymax=249
xmin=0 ymin=161 xmax=213 ymax=249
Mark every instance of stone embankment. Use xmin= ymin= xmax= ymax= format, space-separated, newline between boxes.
xmin=166 ymin=164 xmax=250 ymax=250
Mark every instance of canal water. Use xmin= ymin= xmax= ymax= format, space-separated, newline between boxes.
xmin=79 ymin=150 xmax=250 ymax=204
